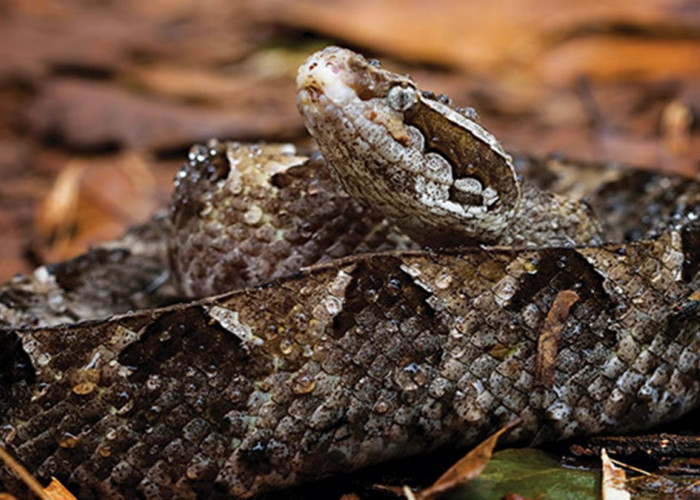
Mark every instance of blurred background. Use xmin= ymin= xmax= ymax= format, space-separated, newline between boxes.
xmin=0 ymin=0 xmax=698 ymax=282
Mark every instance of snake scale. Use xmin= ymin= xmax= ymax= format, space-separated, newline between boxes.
xmin=0 ymin=46 xmax=699 ymax=498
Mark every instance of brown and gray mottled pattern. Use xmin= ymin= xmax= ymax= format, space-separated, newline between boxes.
xmin=0 ymin=219 xmax=698 ymax=498
xmin=169 ymin=141 xmax=414 ymax=298
xmin=0 ymin=46 xmax=699 ymax=499
xmin=296 ymin=46 xmax=601 ymax=248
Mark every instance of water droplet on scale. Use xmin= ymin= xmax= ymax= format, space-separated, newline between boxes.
xmin=72 ymin=381 xmax=96 ymax=395
xmin=291 ymin=374 xmax=316 ymax=395
xmin=279 ymin=338 xmax=294 ymax=355
xmin=116 ymin=399 xmax=134 ymax=416
xmin=57 ymin=432 xmax=79 ymax=448
xmin=188 ymin=144 xmax=209 ymax=162
xmin=323 ymin=296 xmax=342 ymax=316
xmin=373 ymin=400 xmax=389 ymax=414
xmin=243 ymin=205 xmax=263 ymax=225
xmin=204 ymin=364 xmax=218 ymax=378
xmin=36 ymin=352 xmax=51 ymax=367
xmin=523 ymin=259 xmax=538 ymax=273
xmin=435 ymin=273 xmax=452 ymax=289
xmin=146 ymin=375 xmax=162 ymax=391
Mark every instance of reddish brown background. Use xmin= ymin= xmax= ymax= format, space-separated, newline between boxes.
xmin=1 ymin=0 xmax=699 ymax=282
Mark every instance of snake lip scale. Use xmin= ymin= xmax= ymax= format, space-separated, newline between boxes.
xmin=0 ymin=46 xmax=698 ymax=498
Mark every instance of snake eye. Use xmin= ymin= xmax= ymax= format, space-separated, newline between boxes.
xmin=387 ymin=85 xmax=417 ymax=112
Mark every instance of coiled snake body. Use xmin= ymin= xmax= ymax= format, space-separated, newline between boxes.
xmin=0 ymin=47 xmax=699 ymax=498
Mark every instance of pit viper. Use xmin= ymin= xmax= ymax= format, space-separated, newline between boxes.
xmin=0 ymin=46 xmax=698 ymax=498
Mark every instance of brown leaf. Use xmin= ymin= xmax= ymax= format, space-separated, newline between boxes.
xmin=34 ymin=153 xmax=167 ymax=264
xmin=0 ymin=445 xmax=51 ymax=500
xmin=414 ymin=418 xmax=522 ymax=499
xmin=35 ymin=161 xmax=84 ymax=246
xmin=0 ymin=1 xmax=254 ymax=80
xmin=25 ymin=79 xmax=302 ymax=151
xmin=253 ymin=0 xmax=700 ymax=79
xmin=0 ymin=209 xmax=32 ymax=282
xmin=661 ymin=100 xmax=693 ymax=156
xmin=126 ymin=49 xmax=308 ymax=107
xmin=535 ymin=290 xmax=580 ymax=389
xmin=536 ymin=37 xmax=700 ymax=86
xmin=43 ymin=478 xmax=77 ymax=500
xmin=601 ymin=449 xmax=631 ymax=500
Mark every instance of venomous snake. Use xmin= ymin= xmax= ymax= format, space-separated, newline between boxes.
xmin=0 ymin=46 xmax=698 ymax=498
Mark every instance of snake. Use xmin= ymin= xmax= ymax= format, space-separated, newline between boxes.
xmin=0 ymin=46 xmax=698 ymax=498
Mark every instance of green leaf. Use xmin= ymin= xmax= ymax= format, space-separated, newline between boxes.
xmin=444 ymin=448 xmax=600 ymax=500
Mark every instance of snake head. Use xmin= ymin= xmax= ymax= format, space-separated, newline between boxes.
xmin=296 ymin=46 xmax=520 ymax=247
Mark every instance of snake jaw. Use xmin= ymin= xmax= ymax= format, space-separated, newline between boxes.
xmin=296 ymin=48 xmax=357 ymax=111
xmin=296 ymin=46 xmax=410 ymax=145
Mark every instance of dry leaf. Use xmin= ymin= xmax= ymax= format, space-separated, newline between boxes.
xmin=25 ymin=79 xmax=302 ymax=151
xmin=253 ymin=0 xmax=700 ymax=80
xmin=0 ymin=1 xmax=254 ymax=80
xmin=35 ymin=161 xmax=84 ymax=248
xmin=33 ymin=152 xmax=166 ymax=264
xmin=0 ymin=445 xmax=51 ymax=500
xmin=535 ymin=290 xmax=580 ymax=389
xmin=536 ymin=37 xmax=700 ymax=86
xmin=43 ymin=478 xmax=77 ymax=500
xmin=413 ymin=418 xmax=521 ymax=499
xmin=662 ymin=99 xmax=692 ymax=155
xmin=601 ymin=449 xmax=631 ymax=500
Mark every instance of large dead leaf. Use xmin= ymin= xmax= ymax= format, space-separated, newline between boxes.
xmin=535 ymin=36 xmax=700 ymax=86
xmin=253 ymin=0 xmax=700 ymax=82
xmin=24 ymin=79 xmax=302 ymax=150
xmin=0 ymin=0 xmax=257 ymax=81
